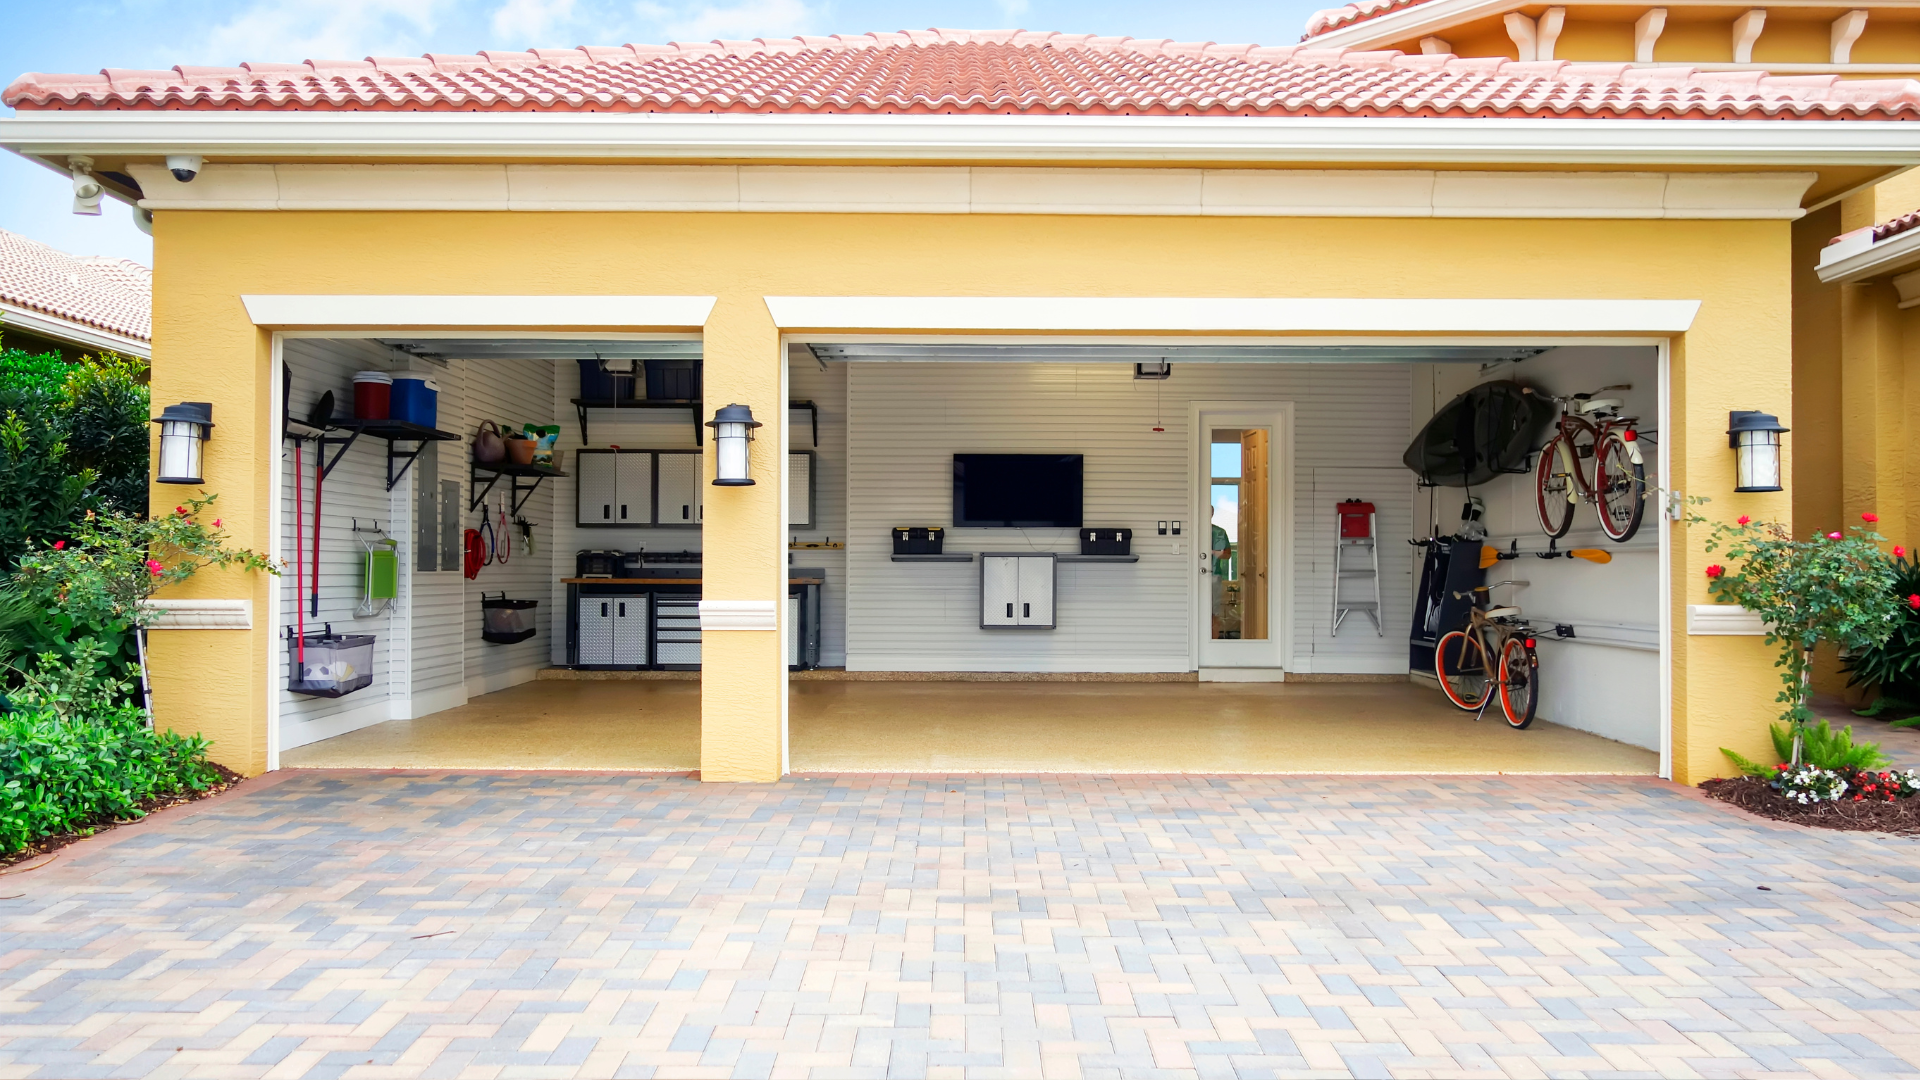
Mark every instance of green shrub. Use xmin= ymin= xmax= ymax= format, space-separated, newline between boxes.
xmin=1843 ymin=549 xmax=1920 ymax=714
xmin=1723 ymin=717 xmax=1890 ymax=777
xmin=60 ymin=354 xmax=149 ymax=516
xmin=0 ymin=347 xmax=150 ymax=570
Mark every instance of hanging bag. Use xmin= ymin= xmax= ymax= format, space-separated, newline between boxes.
xmin=472 ymin=420 xmax=506 ymax=463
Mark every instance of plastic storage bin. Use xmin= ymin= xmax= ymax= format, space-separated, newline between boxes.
xmin=576 ymin=358 xmax=638 ymax=401
xmin=390 ymin=373 xmax=440 ymax=428
xmin=287 ymin=628 xmax=375 ymax=698
xmin=646 ymin=359 xmax=700 ymax=401
xmin=352 ymin=371 xmax=392 ymax=420
xmin=482 ymin=595 xmax=539 ymax=644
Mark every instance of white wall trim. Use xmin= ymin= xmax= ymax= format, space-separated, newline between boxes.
xmin=139 ymin=598 xmax=251 ymax=630
xmin=0 ymin=300 xmax=150 ymax=358
xmin=766 ymin=297 xmax=1701 ymax=334
xmin=701 ymin=599 xmax=779 ymax=631
xmin=240 ymin=294 xmax=716 ymax=330
xmin=279 ymin=699 xmax=391 ymax=751
xmin=125 ymin=163 xmax=1816 ymax=220
xmin=1686 ymin=603 xmax=1769 ymax=635
xmin=6 ymin=111 xmax=1909 ymax=167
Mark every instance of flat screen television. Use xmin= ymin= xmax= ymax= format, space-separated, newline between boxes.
xmin=953 ymin=454 xmax=1084 ymax=528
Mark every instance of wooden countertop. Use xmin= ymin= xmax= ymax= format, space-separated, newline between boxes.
xmin=564 ymin=577 xmax=825 ymax=585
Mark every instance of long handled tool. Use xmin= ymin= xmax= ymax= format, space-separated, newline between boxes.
xmin=306 ymin=391 xmax=332 ymax=619
xmin=294 ymin=437 xmax=305 ymax=666
xmin=1481 ymin=541 xmax=1611 ymax=568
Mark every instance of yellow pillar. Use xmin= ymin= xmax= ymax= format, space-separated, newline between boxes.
xmin=145 ymin=213 xmax=276 ymax=775
xmin=1839 ymin=281 xmax=1910 ymax=533
xmin=697 ymin=296 xmax=787 ymax=782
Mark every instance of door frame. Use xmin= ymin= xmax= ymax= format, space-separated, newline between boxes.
xmin=1191 ymin=400 xmax=1295 ymax=671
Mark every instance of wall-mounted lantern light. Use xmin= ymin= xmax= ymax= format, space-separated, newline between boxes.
xmin=1729 ymin=410 xmax=1788 ymax=493
xmin=705 ymin=403 xmax=762 ymax=486
xmin=153 ymin=401 xmax=214 ymax=485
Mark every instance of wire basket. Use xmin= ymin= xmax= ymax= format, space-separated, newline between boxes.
xmin=482 ymin=594 xmax=539 ymax=644
xmin=287 ymin=626 xmax=375 ymax=698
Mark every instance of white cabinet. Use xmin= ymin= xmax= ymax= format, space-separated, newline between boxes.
xmin=575 ymin=450 xmax=654 ymax=527
xmin=980 ymin=553 xmax=1056 ymax=629
xmin=656 ymin=451 xmax=702 ymax=527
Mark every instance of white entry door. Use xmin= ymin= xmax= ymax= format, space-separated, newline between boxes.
xmin=1197 ymin=405 xmax=1289 ymax=670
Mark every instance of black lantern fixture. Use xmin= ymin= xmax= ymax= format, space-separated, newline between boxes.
xmin=1728 ymin=410 xmax=1788 ymax=493
xmin=705 ymin=403 xmax=762 ymax=486
xmin=152 ymin=401 xmax=214 ymax=485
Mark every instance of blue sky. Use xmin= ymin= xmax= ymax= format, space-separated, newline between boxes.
xmin=0 ymin=0 xmax=1327 ymax=266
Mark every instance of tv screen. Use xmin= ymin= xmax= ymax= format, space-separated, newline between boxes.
xmin=953 ymin=454 xmax=1084 ymax=528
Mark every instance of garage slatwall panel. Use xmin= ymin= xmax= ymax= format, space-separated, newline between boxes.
xmin=457 ymin=359 xmax=557 ymax=693
xmin=842 ymin=361 xmax=1413 ymax=672
xmin=789 ymin=350 xmax=848 ymax=666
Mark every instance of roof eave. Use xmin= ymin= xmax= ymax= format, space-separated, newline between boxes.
xmin=0 ymin=298 xmax=151 ymax=358
xmin=1817 ymin=224 xmax=1920 ymax=284
xmin=2 ymin=110 xmax=1917 ymax=169
xmin=1305 ymin=0 xmax=1522 ymax=50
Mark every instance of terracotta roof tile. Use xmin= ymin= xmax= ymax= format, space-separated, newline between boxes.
xmin=1304 ymin=0 xmax=1442 ymax=39
xmin=6 ymin=29 xmax=1918 ymax=120
xmin=1874 ymin=210 xmax=1920 ymax=242
xmin=0 ymin=229 xmax=150 ymax=345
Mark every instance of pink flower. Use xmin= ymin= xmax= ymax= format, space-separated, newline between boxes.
xmin=1898 ymin=546 xmax=1908 ymax=559
xmin=1706 ymin=565 xmax=1725 ymax=579
xmin=1909 ymin=595 xmax=1920 ymax=610
xmin=174 ymin=506 xmax=187 ymax=516
xmin=51 ymin=540 xmax=63 ymax=551
xmin=1865 ymin=512 xmax=1881 ymax=523
xmin=1829 ymin=532 xmax=1843 ymax=540
xmin=145 ymin=560 xmax=162 ymax=576
xmin=212 ymin=519 xmax=221 ymax=528
xmin=1738 ymin=515 xmax=1751 ymax=525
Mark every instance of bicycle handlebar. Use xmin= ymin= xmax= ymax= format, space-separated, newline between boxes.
xmin=1451 ymin=580 xmax=1521 ymax=599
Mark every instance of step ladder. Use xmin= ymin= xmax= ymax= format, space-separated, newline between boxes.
xmin=1333 ymin=500 xmax=1383 ymax=637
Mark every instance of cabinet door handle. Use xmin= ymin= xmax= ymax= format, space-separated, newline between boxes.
xmin=620 ymin=504 xmax=627 ymax=520
xmin=619 ymin=602 xmax=626 ymax=617
xmin=602 ymin=505 xmax=610 ymax=519
xmin=1023 ymin=603 xmax=1030 ymax=618
xmin=600 ymin=602 xmax=608 ymax=617
xmin=682 ymin=505 xmax=690 ymax=520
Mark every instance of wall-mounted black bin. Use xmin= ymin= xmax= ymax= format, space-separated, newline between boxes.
xmin=645 ymin=359 xmax=700 ymax=401
xmin=892 ymin=526 xmax=945 ymax=555
xmin=482 ymin=594 xmax=539 ymax=644
xmin=287 ymin=626 xmax=375 ymax=698
xmin=577 ymin=358 xmax=639 ymax=401
xmin=1080 ymin=528 xmax=1132 ymax=556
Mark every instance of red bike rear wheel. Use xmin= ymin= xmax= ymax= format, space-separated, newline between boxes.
xmin=1534 ymin=434 xmax=1575 ymax=539
xmin=1436 ymin=630 xmax=1491 ymax=710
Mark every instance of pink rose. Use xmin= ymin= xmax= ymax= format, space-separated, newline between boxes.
xmin=1829 ymin=532 xmax=1843 ymax=540
xmin=1706 ymin=565 xmax=1725 ymax=579
xmin=175 ymin=506 xmax=187 ymax=515
xmin=1909 ymin=595 xmax=1920 ymax=610
xmin=1897 ymin=546 xmax=1908 ymax=558
xmin=145 ymin=560 xmax=162 ymax=576
xmin=1865 ymin=512 xmax=1881 ymax=523
xmin=1737 ymin=515 xmax=1751 ymax=525
xmin=51 ymin=540 xmax=63 ymax=551
xmin=212 ymin=519 xmax=221 ymax=528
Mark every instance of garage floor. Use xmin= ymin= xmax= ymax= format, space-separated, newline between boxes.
xmin=279 ymin=679 xmax=1659 ymax=774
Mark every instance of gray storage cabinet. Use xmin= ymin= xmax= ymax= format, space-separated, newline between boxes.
xmin=575 ymin=593 xmax=648 ymax=667
xmin=980 ymin=553 xmax=1056 ymax=629
xmin=575 ymin=449 xmax=654 ymax=527
xmin=655 ymin=451 xmax=703 ymax=527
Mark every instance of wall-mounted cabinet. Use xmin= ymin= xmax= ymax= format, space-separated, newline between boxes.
xmin=655 ymin=452 xmax=703 ymax=526
xmin=575 ymin=449 xmax=698 ymax=528
xmin=981 ymin=553 xmax=1056 ymax=629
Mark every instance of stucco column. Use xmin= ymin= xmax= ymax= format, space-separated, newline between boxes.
xmin=698 ymin=296 xmax=787 ymax=782
xmin=1669 ymin=288 xmax=1798 ymax=785
xmin=1839 ymin=282 xmax=1910 ymax=535
xmin=146 ymin=214 xmax=276 ymax=774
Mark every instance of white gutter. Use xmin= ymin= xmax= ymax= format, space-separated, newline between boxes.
xmin=1 ymin=111 xmax=1918 ymax=167
xmin=1816 ymin=223 xmax=1920 ymax=283
xmin=0 ymin=299 xmax=149 ymax=358
xmin=1304 ymin=0 xmax=1523 ymax=51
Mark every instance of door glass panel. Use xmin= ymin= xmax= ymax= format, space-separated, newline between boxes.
xmin=1210 ymin=429 xmax=1269 ymax=640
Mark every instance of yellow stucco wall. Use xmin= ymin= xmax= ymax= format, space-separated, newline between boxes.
xmin=148 ymin=208 xmax=1793 ymax=784
xmin=1388 ymin=10 xmax=1915 ymax=71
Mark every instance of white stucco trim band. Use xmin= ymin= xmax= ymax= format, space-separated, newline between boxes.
xmin=126 ymin=163 xmax=1817 ymax=220
xmin=763 ymin=297 xmax=1701 ymax=334
xmin=239 ymin=294 xmax=717 ymax=329
xmin=3 ymin=111 xmax=1916 ymax=168
xmin=1686 ymin=604 xmax=1769 ymax=635
xmin=701 ymin=600 xmax=779 ymax=631
xmin=139 ymin=598 xmax=252 ymax=629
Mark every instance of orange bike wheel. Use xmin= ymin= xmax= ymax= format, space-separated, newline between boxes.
xmin=1498 ymin=637 xmax=1539 ymax=730
xmin=1436 ymin=630 xmax=1491 ymax=710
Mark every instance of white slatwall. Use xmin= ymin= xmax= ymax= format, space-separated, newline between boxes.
xmin=788 ymin=348 xmax=847 ymax=666
xmin=457 ymin=359 xmax=557 ymax=693
xmin=840 ymin=361 xmax=1414 ymax=673
xmin=1421 ymin=346 xmax=1661 ymax=749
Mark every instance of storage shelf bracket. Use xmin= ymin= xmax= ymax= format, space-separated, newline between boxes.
xmin=470 ymin=463 xmax=562 ymax=516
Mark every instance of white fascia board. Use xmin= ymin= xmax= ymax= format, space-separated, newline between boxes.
xmin=1815 ymin=225 xmax=1920 ymax=283
xmin=0 ymin=299 xmax=150 ymax=357
xmin=3 ymin=111 xmax=1919 ymax=168
xmin=240 ymin=294 xmax=717 ymax=329
xmin=1305 ymin=0 xmax=1523 ymax=50
xmin=763 ymin=296 xmax=1700 ymax=333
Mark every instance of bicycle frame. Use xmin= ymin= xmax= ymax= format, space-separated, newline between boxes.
xmin=1547 ymin=402 xmax=1643 ymax=505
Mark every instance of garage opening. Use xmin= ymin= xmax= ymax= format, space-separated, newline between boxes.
xmin=273 ymin=334 xmax=1665 ymax=777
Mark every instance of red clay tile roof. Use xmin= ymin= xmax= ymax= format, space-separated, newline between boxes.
xmin=6 ymin=30 xmax=1919 ymax=120
xmin=1304 ymin=0 xmax=1438 ymax=40
xmin=1874 ymin=210 xmax=1920 ymax=242
xmin=0 ymin=229 xmax=151 ymax=345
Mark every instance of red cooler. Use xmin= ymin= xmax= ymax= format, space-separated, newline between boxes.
xmin=1337 ymin=500 xmax=1375 ymax=538
xmin=353 ymin=371 xmax=392 ymax=420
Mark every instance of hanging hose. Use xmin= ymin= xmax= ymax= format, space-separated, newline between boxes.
xmin=463 ymin=528 xmax=486 ymax=580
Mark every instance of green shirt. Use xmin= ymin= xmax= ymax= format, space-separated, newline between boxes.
xmin=1212 ymin=524 xmax=1232 ymax=577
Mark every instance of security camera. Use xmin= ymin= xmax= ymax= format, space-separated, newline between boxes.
xmin=68 ymin=155 xmax=101 ymax=216
xmin=166 ymin=154 xmax=202 ymax=183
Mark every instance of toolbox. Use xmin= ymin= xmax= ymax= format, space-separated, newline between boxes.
xmin=1079 ymin=528 xmax=1132 ymax=556
xmin=892 ymin=526 xmax=945 ymax=555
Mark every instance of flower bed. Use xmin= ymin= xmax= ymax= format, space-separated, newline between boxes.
xmin=1702 ymin=767 xmax=1920 ymax=835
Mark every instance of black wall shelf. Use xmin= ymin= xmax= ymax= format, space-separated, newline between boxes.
xmin=891 ymin=553 xmax=974 ymax=563
xmin=284 ymin=417 xmax=460 ymax=491
xmin=1058 ymin=554 xmax=1140 ymax=563
xmin=471 ymin=460 xmax=568 ymax=515
xmin=569 ymin=398 xmax=703 ymax=446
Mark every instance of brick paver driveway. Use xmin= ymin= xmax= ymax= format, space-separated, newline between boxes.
xmin=2 ymin=771 xmax=1918 ymax=1079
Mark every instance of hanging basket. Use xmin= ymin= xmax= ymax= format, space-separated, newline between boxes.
xmin=482 ymin=594 xmax=539 ymax=644
xmin=287 ymin=626 xmax=375 ymax=698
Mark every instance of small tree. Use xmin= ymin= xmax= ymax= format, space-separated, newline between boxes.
xmin=1691 ymin=503 xmax=1903 ymax=765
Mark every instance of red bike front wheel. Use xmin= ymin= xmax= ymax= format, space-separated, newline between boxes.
xmin=1436 ymin=630 xmax=1491 ymax=711
xmin=1498 ymin=637 xmax=1539 ymax=730
xmin=1534 ymin=435 xmax=1575 ymax=539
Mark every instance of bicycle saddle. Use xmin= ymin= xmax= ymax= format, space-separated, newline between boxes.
xmin=1484 ymin=606 xmax=1521 ymax=619
xmin=1575 ymin=397 xmax=1621 ymax=415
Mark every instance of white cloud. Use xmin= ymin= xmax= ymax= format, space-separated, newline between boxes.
xmin=637 ymin=0 xmax=817 ymax=42
xmin=491 ymin=0 xmax=579 ymax=43
xmin=200 ymin=0 xmax=453 ymax=64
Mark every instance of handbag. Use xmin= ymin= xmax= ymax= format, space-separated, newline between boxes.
xmin=473 ymin=420 xmax=506 ymax=463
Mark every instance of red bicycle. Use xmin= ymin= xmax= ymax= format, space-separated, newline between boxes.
xmin=1533 ymin=384 xmax=1646 ymax=543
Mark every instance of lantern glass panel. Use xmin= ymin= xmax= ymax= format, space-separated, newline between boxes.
xmin=716 ymin=427 xmax=750 ymax=482
xmin=1734 ymin=431 xmax=1781 ymax=492
xmin=157 ymin=420 xmax=204 ymax=483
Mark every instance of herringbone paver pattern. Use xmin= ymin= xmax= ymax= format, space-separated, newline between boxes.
xmin=1 ymin=771 xmax=1917 ymax=1079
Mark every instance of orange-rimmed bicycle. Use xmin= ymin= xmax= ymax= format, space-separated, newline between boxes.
xmin=1534 ymin=384 xmax=1647 ymax=543
xmin=1435 ymin=581 xmax=1539 ymax=729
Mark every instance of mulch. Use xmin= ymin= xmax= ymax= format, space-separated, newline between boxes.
xmin=1701 ymin=774 xmax=1920 ymax=836
xmin=0 ymin=763 xmax=247 ymax=872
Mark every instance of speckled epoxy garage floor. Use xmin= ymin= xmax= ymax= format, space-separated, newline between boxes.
xmin=280 ymin=679 xmax=1658 ymax=775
